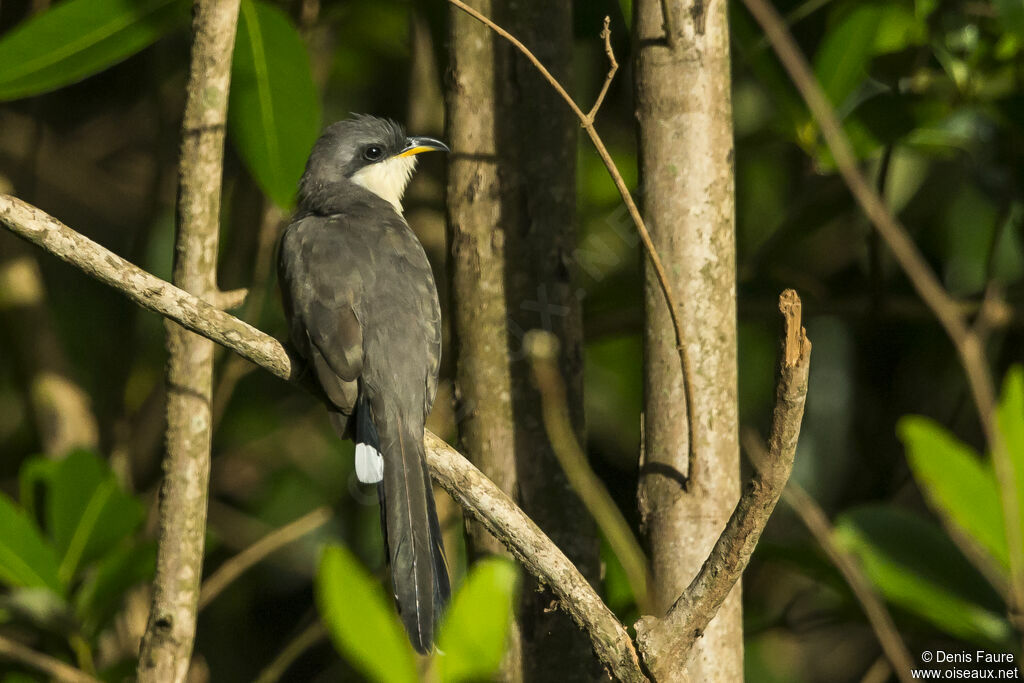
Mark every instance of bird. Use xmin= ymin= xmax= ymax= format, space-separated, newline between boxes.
xmin=277 ymin=115 xmax=451 ymax=653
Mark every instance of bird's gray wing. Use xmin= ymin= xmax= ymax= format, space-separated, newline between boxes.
xmin=278 ymin=217 xmax=363 ymax=414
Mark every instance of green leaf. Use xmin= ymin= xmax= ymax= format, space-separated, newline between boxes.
xmin=436 ymin=557 xmax=518 ymax=683
xmin=229 ymin=0 xmax=322 ymax=208
xmin=315 ymin=544 xmax=417 ymax=683
xmin=998 ymin=366 xmax=1024 ymax=560
xmin=75 ymin=540 xmax=156 ymax=637
xmin=835 ymin=505 xmax=1010 ymax=645
xmin=900 ymin=416 xmax=1008 ymax=571
xmin=0 ymin=493 xmax=62 ymax=595
xmin=47 ymin=451 xmax=144 ymax=585
xmin=0 ymin=0 xmax=190 ymax=101
xmin=813 ymin=3 xmax=885 ymax=109
xmin=18 ymin=456 xmax=57 ymax=520
xmin=994 ymin=0 xmax=1024 ymax=42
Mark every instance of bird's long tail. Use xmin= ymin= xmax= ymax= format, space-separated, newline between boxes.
xmin=357 ymin=394 xmax=449 ymax=653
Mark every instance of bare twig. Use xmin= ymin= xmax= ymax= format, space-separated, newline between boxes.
xmin=771 ymin=471 xmax=914 ymax=683
xmin=586 ymin=16 xmax=619 ymax=122
xmin=635 ymin=290 xmax=810 ymax=673
xmin=525 ymin=330 xmax=651 ymax=614
xmin=209 ymin=287 xmax=248 ymax=310
xmin=0 ymin=195 xmax=648 ymax=683
xmin=659 ymin=0 xmax=679 ymax=47
xmin=138 ymin=2 xmax=241 ymax=679
xmin=199 ymin=507 xmax=331 ymax=610
xmin=447 ymin=0 xmax=699 ymax=490
xmin=741 ymin=0 xmax=1023 ymax=618
xmin=0 ymin=634 xmax=100 ymax=683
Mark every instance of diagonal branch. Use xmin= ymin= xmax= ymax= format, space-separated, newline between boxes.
xmin=0 ymin=634 xmax=100 ymax=683
xmin=199 ymin=507 xmax=332 ymax=610
xmin=635 ymin=289 xmax=811 ymax=673
xmin=0 ymin=194 xmax=648 ymax=683
xmin=774 ymin=472 xmax=915 ymax=683
xmin=525 ymin=330 xmax=651 ymax=614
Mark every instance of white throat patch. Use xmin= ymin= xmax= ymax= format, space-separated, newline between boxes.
xmin=350 ymin=155 xmax=418 ymax=215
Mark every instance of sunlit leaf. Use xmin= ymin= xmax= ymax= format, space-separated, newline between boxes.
xmin=229 ymin=0 xmax=322 ymax=208
xmin=900 ymin=416 xmax=1008 ymax=572
xmin=0 ymin=0 xmax=190 ymax=101
xmin=0 ymin=493 xmax=62 ymax=595
xmin=994 ymin=0 xmax=1024 ymax=42
xmin=47 ymin=451 xmax=144 ymax=585
xmin=437 ymin=557 xmax=518 ymax=683
xmin=998 ymin=366 xmax=1024 ymax=566
xmin=835 ymin=505 xmax=1010 ymax=645
xmin=315 ymin=544 xmax=417 ymax=683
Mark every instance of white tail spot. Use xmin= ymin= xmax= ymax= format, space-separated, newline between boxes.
xmin=355 ymin=442 xmax=384 ymax=483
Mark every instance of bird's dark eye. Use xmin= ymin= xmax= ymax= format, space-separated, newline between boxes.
xmin=362 ymin=145 xmax=385 ymax=162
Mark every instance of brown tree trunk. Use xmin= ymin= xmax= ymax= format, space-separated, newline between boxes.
xmin=634 ymin=0 xmax=741 ymax=680
xmin=137 ymin=1 xmax=239 ymax=680
xmin=445 ymin=1 xmax=600 ymax=679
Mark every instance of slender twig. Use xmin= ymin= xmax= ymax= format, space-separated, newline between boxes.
xmin=0 ymin=634 xmax=100 ymax=683
xmin=446 ymin=0 xmax=700 ymax=488
xmin=772 ymin=471 xmax=914 ymax=683
xmin=741 ymin=0 xmax=1024 ymax=619
xmin=0 ymin=195 xmax=648 ymax=683
xmin=586 ymin=17 xmax=619 ymax=122
xmin=525 ymin=330 xmax=651 ymax=614
xmin=199 ymin=507 xmax=331 ymax=610
xmin=253 ymin=622 xmax=327 ymax=683
xmin=635 ymin=290 xmax=810 ymax=672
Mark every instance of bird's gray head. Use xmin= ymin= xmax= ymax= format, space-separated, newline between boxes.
xmin=298 ymin=114 xmax=449 ymax=215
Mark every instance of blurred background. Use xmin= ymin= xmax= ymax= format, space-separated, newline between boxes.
xmin=0 ymin=0 xmax=1022 ymax=680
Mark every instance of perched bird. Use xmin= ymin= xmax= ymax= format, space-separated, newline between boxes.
xmin=278 ymin=115 xmax=450 ymax=652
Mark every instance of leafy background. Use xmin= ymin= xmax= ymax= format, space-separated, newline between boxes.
xmin=0 ymin=0 xmax=1022 ymax=680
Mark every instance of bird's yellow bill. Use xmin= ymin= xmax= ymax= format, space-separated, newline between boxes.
xmin=398 ymin=146 xmax=439 ymax=157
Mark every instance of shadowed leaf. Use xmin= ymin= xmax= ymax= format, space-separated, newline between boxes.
xmin=47 ymin=451 xmax=145 ymax=585
xmin=0 ymin=0 xmax=189 ymax=101
xmin=900 ymin=416 xmax=1007 ymax=572
xmin=835 ymin=505 xmax=1009 ymax=645
xmin=0 ymin=493 xmax=62 ymax=595
xmin=229 ymin=0 xmax=321 ymax=208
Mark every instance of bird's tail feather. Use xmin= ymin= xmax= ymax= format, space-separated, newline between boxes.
xmin=366 ymin=401 xmax=448 ymax=653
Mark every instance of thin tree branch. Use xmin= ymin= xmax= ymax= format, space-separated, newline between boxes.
xmin=0 ymin=194 xmax=648 ymax=683
xmin=659 ymin=0 xmax=679 ymax=48
xmin=253 ymin=622 xmax=326 ymax=683
xmin=0 ymin=634 xmax=100 ymax=683
xmin=741 ymin=0 xmax=1023 ymax=619
xmin=635 ymin=289 xmax=810 ymax=672
xmin=586 ymin=16 xmax=618 ymax=123
xmin=199 ymin=507 xmax=331 ymax=610
xmin=446 ymin=0 xmax=700 ymax=489
xmin=525 ymin=330 xmax=651 ymax=614
xmin=771 ymin=470 xmax=915 ymax=683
